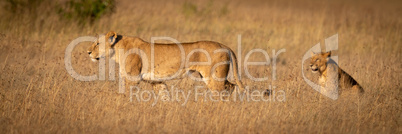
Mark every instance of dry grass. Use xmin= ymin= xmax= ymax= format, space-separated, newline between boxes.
xmin=0 ymin=0 xmax=401 ymax=133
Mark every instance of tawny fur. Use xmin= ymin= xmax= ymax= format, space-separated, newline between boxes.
xmin=310 ymin=51 xmax=364 ymax=95
xmin=87 ymin=31 xmax=244 ymax=93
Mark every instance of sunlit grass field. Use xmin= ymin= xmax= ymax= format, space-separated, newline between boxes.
xmin=0 ymin=0 xmax=400 ymax=133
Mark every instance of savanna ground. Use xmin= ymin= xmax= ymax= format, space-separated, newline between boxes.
xmin=0 ymin=0 xmax=401 ymax=133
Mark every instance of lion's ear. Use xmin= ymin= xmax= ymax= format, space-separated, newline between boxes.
xmin=324 ymin=51 xmax=331 ymax=57
xmin=106 ymin=31 xmax=117 ymax=45
xmin=311 ymin=51 xmax=316 ymax=56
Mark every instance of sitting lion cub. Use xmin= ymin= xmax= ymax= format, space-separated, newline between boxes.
xmin=310 ymin=51 xmax=364 ymax=95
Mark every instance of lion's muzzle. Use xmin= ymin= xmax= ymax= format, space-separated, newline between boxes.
xmin=310 ymin=64 xmax=319 ymax=73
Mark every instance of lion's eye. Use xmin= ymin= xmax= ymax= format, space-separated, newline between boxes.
xmin=96 ymin=43 xmax=99 ymax=45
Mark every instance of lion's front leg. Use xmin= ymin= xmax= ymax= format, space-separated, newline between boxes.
xmin=118 ymin=74 xmax=141 ymax=94
xmin=152 ymin=82 xmax=170 ymax=101
xmin=118 ymin=58 xmax=142 ymax=95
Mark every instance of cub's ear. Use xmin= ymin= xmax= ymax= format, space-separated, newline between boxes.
xmin=310 ymin=51 xmax=316 ymax=56
xmin=324 ymin=51 xmax=331 ymax=57
xmin=106 ymin=31 xmax=117 ymax=45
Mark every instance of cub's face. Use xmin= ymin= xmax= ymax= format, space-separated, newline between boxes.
xmin=87 ymin=39 xmax=101 ymax=62
xmin=87 ymin=31 xmax=117 ymax=62
xmin=310 ymin=51 xmax=331 ymax=73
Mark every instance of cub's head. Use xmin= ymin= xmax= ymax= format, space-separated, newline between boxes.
xmin=310 ymin=51 xmax=331 ymax=73
xmin=87 ymin=31 xmax=118 ymax=62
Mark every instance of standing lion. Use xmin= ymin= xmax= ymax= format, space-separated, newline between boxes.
xmin=87 ymin=31 xmax=244 ymax=95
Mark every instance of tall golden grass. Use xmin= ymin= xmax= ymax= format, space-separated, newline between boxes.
xmin=0 ymin=0 xmax=400 ymax=133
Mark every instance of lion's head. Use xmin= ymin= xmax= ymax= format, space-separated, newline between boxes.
xmin=87 ymin=31 xmax=118 ymax=62
xmin=310 ymin=51 xmax=331 ymax=73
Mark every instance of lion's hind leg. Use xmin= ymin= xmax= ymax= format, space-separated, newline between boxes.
xmin=196 ymin=70 xmax=227 ymax=92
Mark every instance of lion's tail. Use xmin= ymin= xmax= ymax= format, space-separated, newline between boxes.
xmin=228 ymin=48 xmax=245 ymax=92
